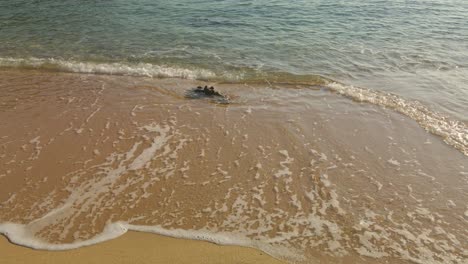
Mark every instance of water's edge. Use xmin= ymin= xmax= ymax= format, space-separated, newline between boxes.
xmin=0 ymin=222 xmax=295 ymax=262
xmin=1 ymin=59 xmax=466 ymax=157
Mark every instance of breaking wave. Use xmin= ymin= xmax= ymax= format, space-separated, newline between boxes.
xmin=0 ymin=56 xmax=467 ymax=156
xmin=0 ymin=57 xmax=219 ymax=80
xmin=326 ymin=82 xmax=468 ymax=157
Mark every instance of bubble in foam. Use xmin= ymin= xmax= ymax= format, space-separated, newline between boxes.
xmin=387 ymin=158 xmax=401 ymax=167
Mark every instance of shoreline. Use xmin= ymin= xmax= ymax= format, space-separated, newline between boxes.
xmin=0 ymin=231 xmax=284 ymax=264
xmin=1 ymin=69 xmax=466 ymax=264
xmin=0 ymin=67 xmax=465 ymax=157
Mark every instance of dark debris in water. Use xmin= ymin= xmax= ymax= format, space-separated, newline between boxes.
xmin=186 ymin=86 xmax=230 ymax=104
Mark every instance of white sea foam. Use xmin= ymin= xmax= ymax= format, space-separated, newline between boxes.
xmin=0 ymin=222 xmax=298 ymax=261
xmin=274 ymin=150 xmax=294 ymax=178
xmin=327 ymin=82 xmax=468 ymax=156
xmin=387 ymin=158 xmax=401 ymax=167
xmin=0 ymin=57 xmax=216 ymax=80
xmin=0 ymin=222 xmax=127 ymax=251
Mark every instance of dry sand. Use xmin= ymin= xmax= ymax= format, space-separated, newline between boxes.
xmin=0 ymin=232 xmax=283 ymax=264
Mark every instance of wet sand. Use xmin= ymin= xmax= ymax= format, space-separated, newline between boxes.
xmin=0 ymin=69 xmax=467 ymax=264
xmin=0 ymin=232 xmax=283 ymax=264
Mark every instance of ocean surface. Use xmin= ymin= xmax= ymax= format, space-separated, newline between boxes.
xmin=1 ymin=1 xmax=468 ymax=264
xmin=1 ymin=0 xmax=468 ymax=119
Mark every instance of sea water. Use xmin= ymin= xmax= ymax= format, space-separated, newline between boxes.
xmin=1 ymin=1 xmax=468 ymax=264
xmin=1 ymin=0 xmax=467 ymax=119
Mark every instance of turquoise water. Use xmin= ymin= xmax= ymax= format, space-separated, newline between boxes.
xmin=1 ymin=0 xmax=468 ymax=119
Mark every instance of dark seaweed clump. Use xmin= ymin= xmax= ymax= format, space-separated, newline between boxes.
xmin=186 ymin=86 xmax=229 ymax=104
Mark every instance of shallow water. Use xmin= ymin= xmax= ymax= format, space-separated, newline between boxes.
xmin=0 ymin=70 xmax=467 ymax=263
xmin=1 ymin=0 xmax=468 ymax=118
xmin=1 ymin=1 xmax=468 ymax=263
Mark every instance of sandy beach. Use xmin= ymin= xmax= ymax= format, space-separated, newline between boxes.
xmin=2 ymin=1 xmax=468 ymax=263
xmin=0 ymin=69 xmax=467 ymax=264
xmin=0 ymin=232 xmax=283 ymax=264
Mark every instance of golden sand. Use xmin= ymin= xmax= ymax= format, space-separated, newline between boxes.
xmin=0 ymin=232 xmax=283 ymax=264
xmin=1 ymin=70 xmax=467 ymax=264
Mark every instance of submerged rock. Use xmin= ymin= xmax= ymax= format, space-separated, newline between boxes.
xmin=186 ymin=85 xmax=229 ymax=104
xmin=194 ymin=86 xmax=223 ymax=97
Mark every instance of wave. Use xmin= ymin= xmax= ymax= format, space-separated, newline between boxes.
xmin=0 ymin=57 xmax=327 ymax=84
xmin=0 ymin=56 xmax=466 ymax=156
xmin=0 ymin=222 xmax=299 ymax=261
xmin=326 ymin=82 xmax=468 ymax=156
xmin=0 ymin=57 xmax=219 ymax=80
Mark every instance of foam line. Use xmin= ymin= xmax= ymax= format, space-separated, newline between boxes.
xmin=0 ymin=222 xmax=299 ymax=261
xmin=0 ymin=57 xmax=216 ymax=80
xmin=0 ymin=222 xmax=127 ymax=251
xmin=326 ymin=82 xmax=468 ymax=156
